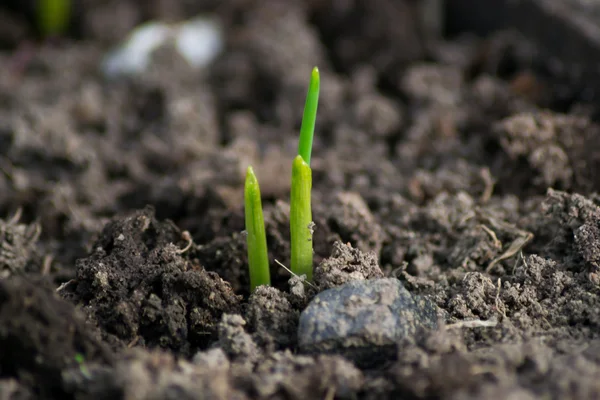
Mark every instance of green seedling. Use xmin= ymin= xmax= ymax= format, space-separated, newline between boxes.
xmin=290 ymin=66 xmax=320 ymax=281
xmin=36 ymin=0 xmax=72 ymax=37
xmin=243 ymin=67 xmax=320 ymax=291
xmin=245 ymin=166 xmax=271 ymax=292
xmin=290 ymin=155 xmax=313 ymax=280
xmin=298 ymin=67 xmax=320 ymax=165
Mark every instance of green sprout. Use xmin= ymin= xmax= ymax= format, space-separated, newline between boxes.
xmin=36 ymin=0 xmax=72 ymax=37
xmin=245 ymin=166 xmax=271 ymax=292
xmin=290 ymin=66 xmax=320 ymax=280
xmin=243 ymin=67 xmax=320 ymax=291
xmin=298 ymin=67 xmax=320 ymax=165
xmin=290 ymin=155 xmax=314 ymax=280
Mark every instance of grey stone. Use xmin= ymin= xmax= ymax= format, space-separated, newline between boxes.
xmin=298 ymin=278 xmax=438 ymax=366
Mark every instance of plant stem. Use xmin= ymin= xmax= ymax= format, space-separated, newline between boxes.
xmin=298 ymin=67 xmax=320 ymax=165
xmin=290 ymin=155 xmax=313 ymax=280
xmin=245 ymin=166 xmax=270 ymax=291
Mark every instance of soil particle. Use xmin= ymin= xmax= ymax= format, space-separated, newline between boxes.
xmin=314 ymin=241 xmax=384 ymax=291
xmin=311 ymin=0 xmax=425 ymax=79
xmin=446 ymin=272 xmax=502 ymax=320
xmin=407 ymin=160 xmax=492 ymax=203
xmin=575 ymin=222 xmax=600 ymax=271
xmin=445 ymin=242 xmax=600 ymax=343
xmin=286 ymin=273 xmax=314 ymax=309
xmin=211 ymin=0 xmax=328 ymax=131
xmin=326 ymin=192 xmax=385 ymax=255
xmin=349 ymin=79 xmax=403 ymax=139
xmin=78 ymin=348 xmax=246 ymax=400
xmin=401 ymin=63 xmax=464 ymax=107
xmin=193 ymin=348 xmax=230 ymax=371
xmin=0 ymin=378 xmax=33 ymax=400
xmin=447 ymin=224 xmax=505 ymax=271
xmin=539 ymin=189 xmax=600 ymax=261
xmin=505 ymin=253 xmax=600 ymax=337
xmin=244 ymin=286 xmax=298 ymax=352
xmin=298 ymin=278 xmax=438 ymax=366
xmin=253 ymin=351 xmax=364 ymax=400
xmin=216 ymin=314 xmax=260 ymax=368
xmin=66 ymin=346 xmax=365 ymax=400
xmin=0 ymin=276 xmax=113 ymax=398
xmin=0 ymin=210 xmax=40 ymax=277
xmin=194 ymin=231 xmax=248 ymax=294
xmin=67 ymin=206 xmax=242 ymax=354
xmin=391 ymin=333 xmax=600 ymax=399
xmin=494 ymin=111 xmax=600 ymax=192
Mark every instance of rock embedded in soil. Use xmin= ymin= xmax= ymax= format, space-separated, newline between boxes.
xmin=298 ymin=278 xmax=438 ymax=366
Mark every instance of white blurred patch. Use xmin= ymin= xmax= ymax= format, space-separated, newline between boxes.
xmin=102 ymin=16 xmax=223 ymax=78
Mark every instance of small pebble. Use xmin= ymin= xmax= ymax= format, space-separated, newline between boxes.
xmin=298 ymin=278 xmax=438 ymax=366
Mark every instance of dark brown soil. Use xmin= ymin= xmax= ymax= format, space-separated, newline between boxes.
xmin=1 ymin=0 xmax=600 ymax=399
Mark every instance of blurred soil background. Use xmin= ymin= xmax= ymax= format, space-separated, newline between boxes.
xmin=1 ymin=0 xmax=600 ymax=399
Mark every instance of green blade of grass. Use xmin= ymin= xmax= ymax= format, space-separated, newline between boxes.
xmin=298 ymin=67 xmax=320 ymax=165
xmin=245 ymin=166 xmax=270 ymax=292
xmin=36 ymin=0 xmax=72 ymax=37
xmin=290 ymin=155 xmax=313 ymax=280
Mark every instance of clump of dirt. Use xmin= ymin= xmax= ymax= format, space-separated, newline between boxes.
xmin=0 ymin=210 xmax=41 ymax=277
xmin=494 ymin=111 xmax=600 ymax=193
xmin=0 ymin=276 xmax=113 ymax=398
xmin=216 ymin=314 xmax=261 ymax=367
xmin=314 ymin=241 xmax=384 ymax=290
xmin=64 ymin=206 xmax=242 ymax=354
xmin=245 ymin=286 xmax=298 ymax=352
xmin=62 ymin=345 xmax=364 ymax=400
xmin=391 ymin=329 xmax=600 ymax=399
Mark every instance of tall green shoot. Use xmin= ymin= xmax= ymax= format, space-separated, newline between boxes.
xmin=290 ymin=67 xmax=320 ymax=280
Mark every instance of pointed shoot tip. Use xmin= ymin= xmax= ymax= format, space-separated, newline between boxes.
xmin=246 ymin=166 xmax=258 ymax=186
xmin=311 ymin=67 xmax=320 ymax=89
xmin=293 ymin=154 xmax=308 ymax=169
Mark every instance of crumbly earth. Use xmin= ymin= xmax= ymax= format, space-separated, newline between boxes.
xmin=1 ymin=0 xmax=600 ymax=399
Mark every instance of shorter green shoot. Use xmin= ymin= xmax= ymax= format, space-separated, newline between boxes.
xmin=36 ymin=0 xmax=72 ymax=37
xmin=290 ymin=155 xmax=313 ymax=281
xmin=298 ymin=67 xmax=320 ymax=165
xmin=244 ymin=166 xmax=270 ymax=292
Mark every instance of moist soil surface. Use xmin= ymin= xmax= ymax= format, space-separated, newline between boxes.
xmin=1 ymin=1 xmax=600 ymax=399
